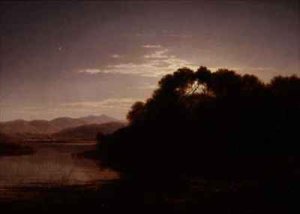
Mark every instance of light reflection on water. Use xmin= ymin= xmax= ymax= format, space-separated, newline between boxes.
xmin=0 ymin=143 xmax=118 ymax=188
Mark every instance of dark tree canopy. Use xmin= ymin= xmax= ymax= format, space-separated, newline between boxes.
xmin=98 ymin=66 xmax=300 ymax=182
xmin=126 ymin=101 xmax=145 ymax=123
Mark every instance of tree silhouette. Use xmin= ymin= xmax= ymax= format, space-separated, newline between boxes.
xmin=98 ymin=66 xmax=300 ymax=183
xmin=127 ymin=101 xmax=145 ymax=123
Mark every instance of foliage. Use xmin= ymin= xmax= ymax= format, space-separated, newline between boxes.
xmin=98 ymin=66 xmax=300 ymax=181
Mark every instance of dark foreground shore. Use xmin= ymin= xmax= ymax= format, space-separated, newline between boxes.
xmin=0 ymin=176 xmax=295 ymax=214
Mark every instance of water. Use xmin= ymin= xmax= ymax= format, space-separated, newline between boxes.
xmin=0 ymin=142 xmax=118 ymax=200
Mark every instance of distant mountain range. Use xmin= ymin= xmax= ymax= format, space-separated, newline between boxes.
xmin=0 ymin=115 xmax=117 ymax=134
xmin=0 ymin=115 xmax=125 ymax=141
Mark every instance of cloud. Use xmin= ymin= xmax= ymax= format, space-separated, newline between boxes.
xmin=142 ymin=44 xmax=162 ymax=49
xmin=137 ymin=83 xmax=157 ymax=90
xmin=61 ymin=98 xmax=138 ymax=110
xmin=111 ymin=54 xmax=121 ymax=58
xmin=79 ymin=45 xmax=197 ymax=77
xmin=144 ymin=49 xmax=169 ymax=59
xmin=78 ymin=69 xmax=101 ymax=74
xmin=167 ymin=33 xmax=193 ymax=38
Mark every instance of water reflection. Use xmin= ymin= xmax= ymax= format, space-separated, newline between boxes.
xmin=0 ymin=143 xmax=118 ymax=188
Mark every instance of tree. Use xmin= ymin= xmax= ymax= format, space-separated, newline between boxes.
xmin=98 ymin=65 xmax=300 ymax=181
xmin=127 ymin=101 xmax=145 ymax=123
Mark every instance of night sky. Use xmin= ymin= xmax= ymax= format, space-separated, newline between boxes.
xmin=0 ymin=1 xmax=299 ymax=121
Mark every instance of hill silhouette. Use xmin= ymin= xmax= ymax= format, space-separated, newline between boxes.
xmin=0 ymin=115 xmax=118 ymax=136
